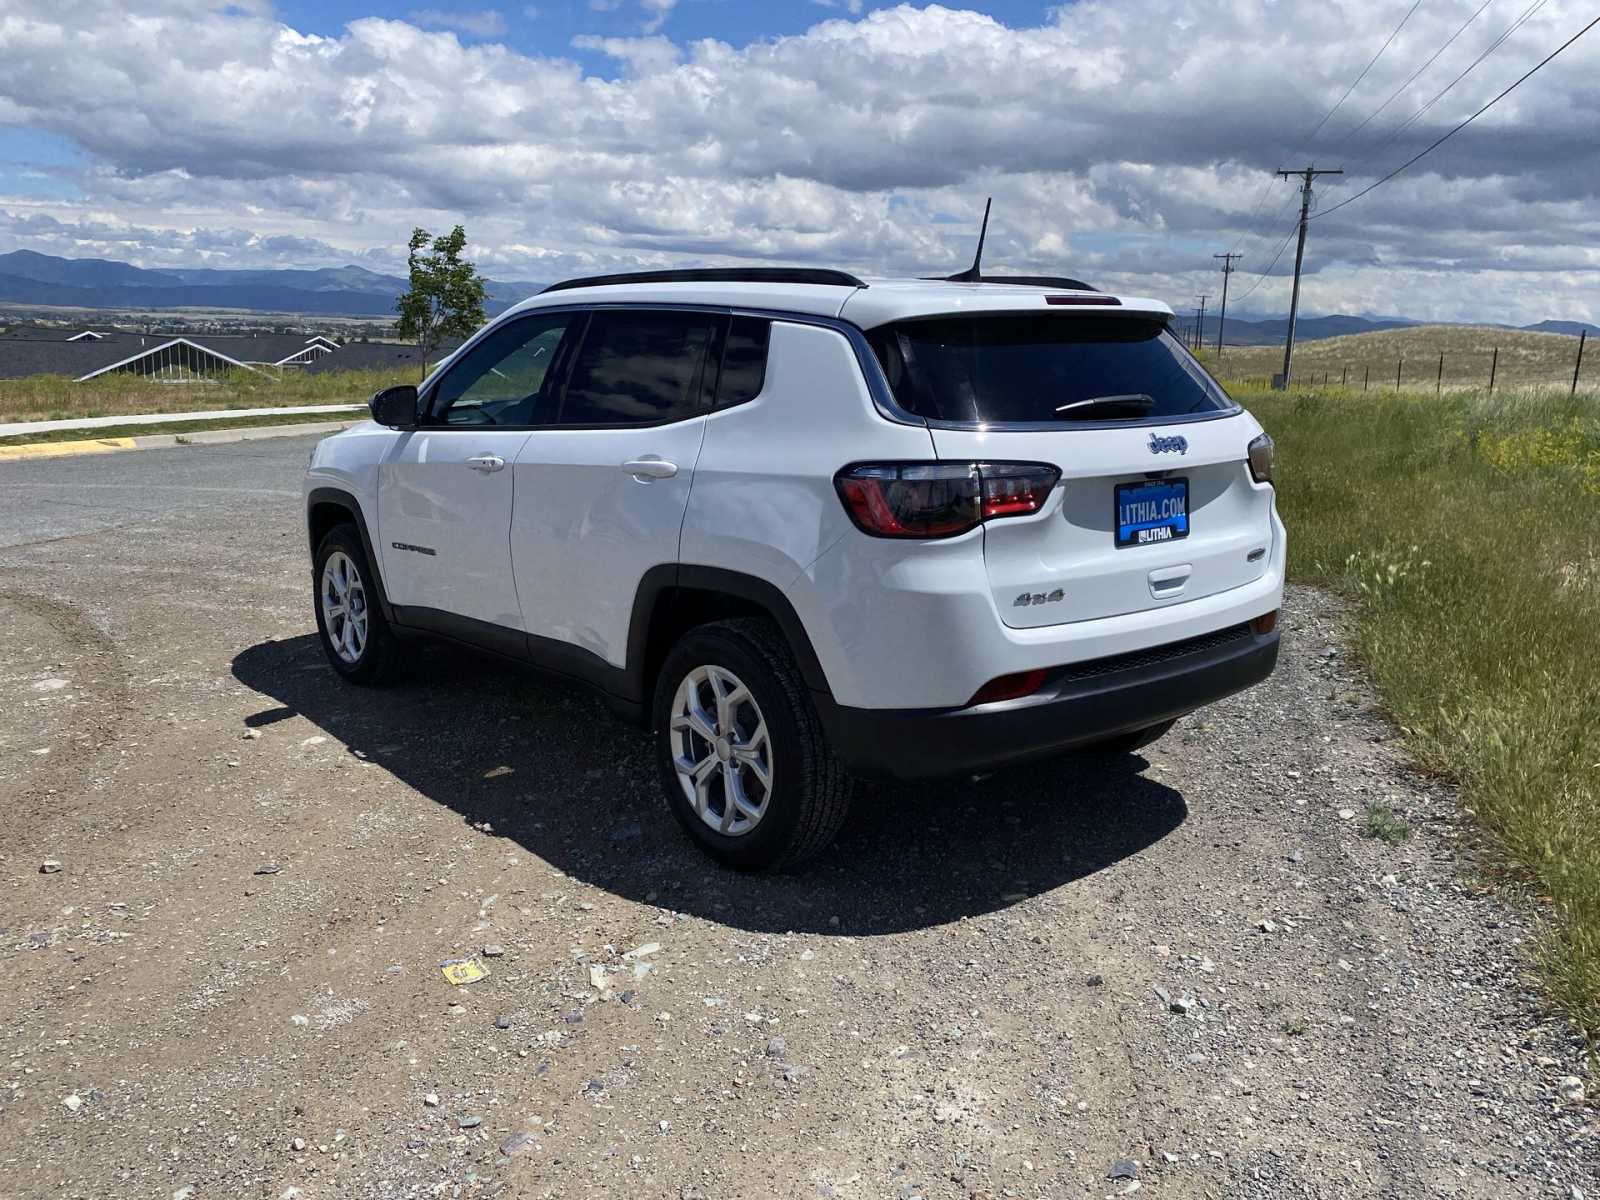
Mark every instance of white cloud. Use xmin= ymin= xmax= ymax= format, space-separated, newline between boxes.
xmin=0 ymin=0 xmax=1595 ymax=323
xmin=407 ymin=7 xmax=508 ymax=37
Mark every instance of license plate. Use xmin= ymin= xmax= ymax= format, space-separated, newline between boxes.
xmin=1115 ymin=478 xmax=1189 ymax=547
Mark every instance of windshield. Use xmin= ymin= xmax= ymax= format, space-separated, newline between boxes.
xmin=867 ymin=314 xmax=1235 ymax=425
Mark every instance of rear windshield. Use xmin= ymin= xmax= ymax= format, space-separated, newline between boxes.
xmin=867 ymin=314 xmax=1234 ymax=424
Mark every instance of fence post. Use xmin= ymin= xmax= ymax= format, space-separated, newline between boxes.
xmin=1364 ymin=365 xmax=1370 ymax=392
xmin=1342 ymin=365 xmax=1348 ymax=387
xmin=1437 ymin=351 xmax=1444 ymax=396
xmin=1489 ymin=347 xmax=1498 ymax=393
xmin=1574 ymin=330 xmax=1587 ymax=397
xmin=1396 ymin=358 xmax=1403 ymax=392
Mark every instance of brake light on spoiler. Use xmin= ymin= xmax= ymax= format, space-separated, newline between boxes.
xmin=1045 ymin=295 xmax=1122 ymax=306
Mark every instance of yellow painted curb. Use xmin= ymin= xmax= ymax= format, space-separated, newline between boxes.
xmin=0 ymin=437 xmax=137 ymax=462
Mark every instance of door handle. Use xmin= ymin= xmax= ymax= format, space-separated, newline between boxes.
xmin=622 ymin=457 xmax=679 ymax=481
xmin=467 ymin=454 xmax=506 ymax=473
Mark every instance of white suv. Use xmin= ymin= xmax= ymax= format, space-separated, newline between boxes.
xmin=304 ymin=268 xmax=1284 ymax=869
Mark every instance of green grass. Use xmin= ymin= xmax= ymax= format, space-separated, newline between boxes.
xmin=1244 ymin=381 xmax=1600 ymax=1041
xmin=1363 ymin=804 xmax=1412 ymax=846
xmin=0 ymin=366 xmax=419 ymax=425
xmin=0 ymin=410 xmax=355 ymax=447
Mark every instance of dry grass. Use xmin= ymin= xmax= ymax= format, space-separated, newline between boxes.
xmin=1245 ymin=381 xmax=1600 ymax=1042
xmin=1205 ymin=325 xmax=1589 ymax=394
xmin=0 ymin=367 xmax=418 ymax=425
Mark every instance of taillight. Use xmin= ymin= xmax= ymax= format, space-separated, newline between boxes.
xmin=834 ymin=462 xmax=1059 ymax=539
xmin=1248 ymin=432 xmax=1275 ymax=484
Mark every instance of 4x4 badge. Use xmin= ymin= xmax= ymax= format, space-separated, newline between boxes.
xmin=1148 ymin=433 xmax=1188 ymax=455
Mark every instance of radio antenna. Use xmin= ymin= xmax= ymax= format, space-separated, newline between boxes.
xmin=945 ymin=197 xmax=991 ymax=283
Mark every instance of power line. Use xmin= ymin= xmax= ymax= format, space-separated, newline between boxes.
xmin=1335 ymin=0 xmax=1498 ymax=147
xmin=1354 ymin=0 xmax=1551 ymax=168
xmin=1229 ymin=219 xmax=1300 ymax=305
xmin=1225 ymin=0 xmax=1423 ymax=254
xmin=1304 ymin=0 xmax=1423 ymax=146
xmin=1314 ymin=13 xmax=1600 ymax=220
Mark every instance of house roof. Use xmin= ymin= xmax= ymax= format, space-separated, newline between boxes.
xmin=0 ymin=329 xmax=461 ymax=381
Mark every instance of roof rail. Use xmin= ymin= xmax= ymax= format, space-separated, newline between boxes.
xmin=541 ymin=267 xmax=868 ymax=294
xmin=922 ymin=273 xmax=1099 ymax=293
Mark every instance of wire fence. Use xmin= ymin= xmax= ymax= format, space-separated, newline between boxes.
xmin=1213 ymin=331 xmax=1590 ymax=397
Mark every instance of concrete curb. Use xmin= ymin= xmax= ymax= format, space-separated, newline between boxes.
xmin=0 ymin=403 xmax=365 ymax=438
xmin=0 ymin=421 xmax=355 ymax=462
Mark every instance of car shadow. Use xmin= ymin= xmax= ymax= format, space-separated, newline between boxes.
xmin=231 ymin=635 xmax=1188 ymax=936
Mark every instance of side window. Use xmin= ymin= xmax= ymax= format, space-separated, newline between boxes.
xmin=714 ymin=316 xmax=771 ymax=409
xmin=558 ymin=309 xmax=716 ymax=426
xmin=431 ymin=314 xmax=572 ymax=426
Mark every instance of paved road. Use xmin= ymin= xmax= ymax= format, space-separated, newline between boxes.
xmin=0 ymin=436 xmax=1593 ymax=1199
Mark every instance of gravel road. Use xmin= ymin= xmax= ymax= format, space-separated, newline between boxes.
xmin=1 ymin=435 xmax=1594 ymax=1200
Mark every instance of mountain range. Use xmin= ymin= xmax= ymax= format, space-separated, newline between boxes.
xmin=0 ymin=249 xmax=1595 ymax=341
xmin=0 ymin=249 xmax=542 ymax=317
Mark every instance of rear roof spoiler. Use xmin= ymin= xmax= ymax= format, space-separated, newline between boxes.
xmin=542 ymin=268 xmax=868 ymax=293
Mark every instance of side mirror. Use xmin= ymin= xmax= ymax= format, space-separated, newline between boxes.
xmin=370 ymin=384 xmax=420 ymax=429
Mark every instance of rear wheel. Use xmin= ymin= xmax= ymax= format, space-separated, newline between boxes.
xmin=313 ymin=524 xmax=400 ymax=684
xmin=652 ymin=619 xmax=851 ymax=871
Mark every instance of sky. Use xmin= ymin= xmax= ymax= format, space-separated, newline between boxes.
xmin=0 ymin=0 xmax=1596 ymax=323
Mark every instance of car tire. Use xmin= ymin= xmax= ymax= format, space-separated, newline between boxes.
xmin=1085 ymin=718 xmax=1176 ymax=758
xmin=652 ymin=618 xmax=852 ymax=871
xmin=312 ymin=524 xmax=401 ymax=684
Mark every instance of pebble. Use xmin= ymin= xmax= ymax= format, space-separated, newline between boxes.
xmin=423 ymin=1093 xmax=439 ymax=1107
xmin=501 ymin=1131 xmax=538 ymax=1157
xmin=495 ymin=1015 xmax=513 ymax=1030
xmin=173 ymin=1188 xmax=196 ymax=1200
xmin=459 ymin=1115 xmax=483 ymax=1129
xmin=61 ymin=1094 xmax=82 ymax=1112
xmin=254 ymin=863 xmax=283 ymax=876
xmin=289 ymin=1014 xmax=309 ymax=1026
xmin=40 ymin=860 xmax=63 ymax=874
xmin=482 ymin=944 xmax=506 ymax=958
xmin=765 ymin=1036 xmax=786 ymax=1059
xmin=1337 ymin=808 xmax=1356 ymax=820
xmin=1257 ymin=919 xmax=1278 ymax=933
xmin=242 ymin=729 xmax=262 ymax=740
xmin=291 ymin=1137 xmax=306 ymax=1152
xmin=1086 ymin=973 xmax=1104 ymax=987
xmin=1557 ymin=1075 xmax=1585 ymax=1104
xmin=1110 ymin=1159 xmax=1139 ymax=1180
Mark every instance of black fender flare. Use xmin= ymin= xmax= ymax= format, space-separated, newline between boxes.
xmin=305 ymin=487 xmax=399 ymax=626
xmin=622 ymin=564 xmax=833 ymax=706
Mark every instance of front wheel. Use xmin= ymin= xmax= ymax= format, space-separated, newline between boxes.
xmin=313 ymin=524 xmax=400 ymax=684
xmin=652 ymin=619 xmax=852 ymax=871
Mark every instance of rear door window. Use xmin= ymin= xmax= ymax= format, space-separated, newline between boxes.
xmin=868 ymin=314 xmax=1234 ymax=425
xmin=558 ymin=309 xmax=718 ymax=426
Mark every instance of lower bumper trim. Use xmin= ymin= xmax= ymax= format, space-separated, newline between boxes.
xmin=816 ymin=626 xmax=1280 ymax=781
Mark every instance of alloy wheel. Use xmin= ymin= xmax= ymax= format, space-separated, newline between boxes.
xmin=668 ymin=664 xmax=773 ymax=836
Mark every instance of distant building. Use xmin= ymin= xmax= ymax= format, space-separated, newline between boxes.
xmin=0 ymin=326 xmax=454 ymax=382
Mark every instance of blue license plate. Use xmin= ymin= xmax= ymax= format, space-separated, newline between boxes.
xmin=1115 ymin=478 xmax=1189 ymax=547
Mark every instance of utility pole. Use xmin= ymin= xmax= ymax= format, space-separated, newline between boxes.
xmin=1213 ymin=252 xmax=1241 ymax=356
xmin=1275 ymin=165 xmax=1343 ymax=388
xmin=1194 ymin=295 xmax=1209 ymax=352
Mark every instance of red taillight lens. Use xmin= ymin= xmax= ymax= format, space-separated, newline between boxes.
xmin=835 ymin=462 xmax=1059 ymax=539
xmin=969 ymin=668 xmax=1050 ymax=706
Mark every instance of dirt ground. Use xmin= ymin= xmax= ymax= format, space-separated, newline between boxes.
xmin=1 ymin=435 xmax=1595 ymax=1200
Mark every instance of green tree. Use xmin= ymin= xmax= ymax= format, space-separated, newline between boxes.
xmin=395 ymin=225 xmax=488 ymax=373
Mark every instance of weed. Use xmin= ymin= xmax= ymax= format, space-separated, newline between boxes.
xmin=1363 ymin=804 xmax=1412 ymax=845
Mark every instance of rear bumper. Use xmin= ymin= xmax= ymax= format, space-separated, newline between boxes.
xmin=815 ymin=622 xmax=1280 ymax=781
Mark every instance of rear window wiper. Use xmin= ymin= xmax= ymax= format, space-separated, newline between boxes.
xmin=1054 ymin=393 xmax=1155 ymax=415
